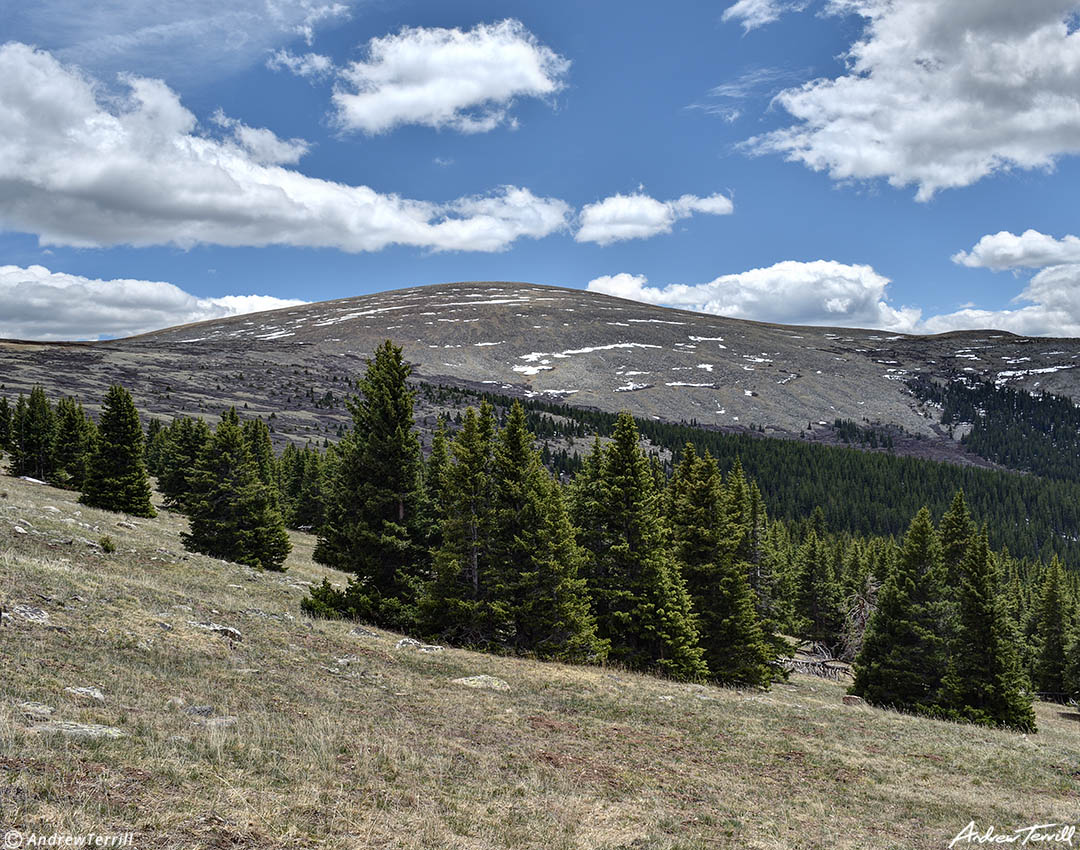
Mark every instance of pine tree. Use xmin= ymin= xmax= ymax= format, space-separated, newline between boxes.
xmin=53 ymin=397 xmax=96 ymax=490
xmin=157 ymin=416 xmax=211 ymax=511
xmin=144 ymin=418 xmax=165 ymax=476
xmin=11 ymin=387 xmax=55 ymax=480
xmin=182 ymin=408 xmax=291 ymax=571
xmin=313 ymin=340 xmax=426 ymax=629
xmin=851 ymin=507 xmax=949 ymax=713
xmin=487 ymin=402 xmax=603 ymax=661
xmin=80 ymin=385 xmax=155 ymax=518
xmin=939 ymin=530 xmax=1036 ymax=732
xmin=1031 ymin=558 xmax=1071 ymax=700
xmin=668 ymin=444 xmax=773 ymax=687
xmin=241 ymin=419 xmax=276 ymax=488
xmin=570 ymin=413 xmax=706 ymax=680
xmin=0 ymin=395 xmax=12 ymax=453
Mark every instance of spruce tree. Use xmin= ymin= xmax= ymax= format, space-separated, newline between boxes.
xmin=1031 ymin=559 xmax=1071 ymax=700
xmin=313 ymin=340 xmax=426 ymax=629
xmin=53 ymin=397 xmax=96 ymax=490
xmin=157 ymin=416 xmax=211 ymax=511
xmin=0 ymin=395 xmax=12 ymax=453
xmin=144 ymin=418 xmax=165 ymax=476
xmin=11 ymin=387 xmax=55 ymax=480
xmin=851 ymin=507 xmax=949 ymax=713
xmin=668 ymin=444 xmax=773 ymax=687
xmin=487 ymin=402 xmax=603 ymax=661
xmin=182 ymin=408 xmax=290 ymax=571
xmin=80 ymin=385 xmax=155 ymax=518
xmin=241 ymin=419 xmax=276 ymax=488
xmin=939 ymin=490 xmax=975 ymax=588
xmin=419 ymin=405 xmax=496 ymax=645
xmin=795 ymin=530 xmax=844 ymax=648
xmin=940 ymin=530 xmax=1036 ymax=732
xmin=570 ymin=413 xmax=707 ymax=680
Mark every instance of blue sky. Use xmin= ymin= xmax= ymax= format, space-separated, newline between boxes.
xmin=3 ymin=0 xmax=1080 ymax=339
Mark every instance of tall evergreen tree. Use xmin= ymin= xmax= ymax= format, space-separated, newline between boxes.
xmin=940 ymin=530 xmax=1036 ymax=732
xmin=144 ymin=418 xmax=165 ymax=476
xmin=10 ymin=387 xmax=55 ymax=480
xmin=0 ymin=395 xmax=12 ymax=453
xmin=419 ymin=405 xmax=497 ymax=645
xmin=53 ymin=397 xmax=96 ymax=490
xmin=313 ymin=340 xmax=426 ymax=629
xmin=157 ymin=416 xmax=211 ymax=511
xmin=1031 ymin=558 xmax=1071 ymax=699
xmin=570 ymin=413 xmax=706 ymax=680
xmin=183 ymin=408 xmax=290 ymax=570
xmin=668 ymin=444 xmax=774 ymax=687
xmin=488 ymin=402 xmax=602 ymax=661
xmin=241 ymin=418 xmax=276 ymax=488
xmin=795 ymin=530 xmax=844 ymax=647
xmin=939 ymin=490 xmax=976 ymax=588
xmin=80 ymin=385 xmax=155 ymax=518
xmin=851 ymin=507 xmax=949 ymax=713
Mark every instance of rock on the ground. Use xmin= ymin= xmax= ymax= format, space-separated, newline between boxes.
xmin=33 ymin=721 xmax=125 ymax=740
xmin=195 ymin=716 xmax=237 ymax=729
xmin=842 ymin=695 xmax=866 ymax=707
xmin=452 ymin=675 xmax=511 ymax=692
xmin=188 ymin=621 xmax=243 ymax=641
xmin=350 ymin=626 xmax=381 ymax=639
xmin=10 ymin=605 xmax=50 ymax=624
xmin=185 ymin=705 xmax=215 ymax=717
xmin=18 ymin=701 xmax=55 ymax=720
xmin=395 ymin=637 xmax=443 ymax=653
xmin=64 ymin=686 xmax=105 ymax=704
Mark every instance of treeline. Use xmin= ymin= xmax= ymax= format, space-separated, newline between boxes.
xmin=909 ymin=373 xmax=1080 ymax=484
xmin=439 ymin=385 xmax=1080 ymax=565
xmin=1 ymin=385 xmax=291 ymax=571
xmin=299 ymin=342 xmax=1080 ymax=731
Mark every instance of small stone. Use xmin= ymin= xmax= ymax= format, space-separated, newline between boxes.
xmin=18 ymin=701 xmax=55 ymax=720
xmin=13 ymin=526 xmax=27 ymax=535
xmin=350 ymin=626 xmax=381 ymax=639
xmin=842 ymin=695 xmax=866 ymax=707
xmin=198 ymin=716 xmax=237 ymax=729
xmin=65 ymin=686 xmax=105 ymax=704
xmin=452 ymin=675 xmax=511 ymax=692
xmin=42 ymin=506 xmax=60 ymax=513
xmin=116 ymin=521 xmax=137 ymax=530
xmin=34 ymin=721 xmax=124 ymax=739
xmin=188 ymin=621 xmax=243 ymax=642
xmin=11 ymin=605 xmax=50 ymax=624
xmin=395 ymin=637 xmax=444 ymax=652
xmin=658 ymin=695 xmax=675 ymax=702
xmin=185 ymin=705 xmax=214 ymax=717
xmin=156 ymin=621 xmax=173 ymax=631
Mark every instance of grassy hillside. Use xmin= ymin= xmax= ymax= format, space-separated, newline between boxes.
xmin=2 ymin=474 xmax=1079 ymax=849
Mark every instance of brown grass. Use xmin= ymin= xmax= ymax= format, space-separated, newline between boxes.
xmin=1 ymin=473 xmax=1078 ymax=849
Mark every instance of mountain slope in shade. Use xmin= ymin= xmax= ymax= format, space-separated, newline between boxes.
xmin=1 ymin=281 xmax=1078 ymax=451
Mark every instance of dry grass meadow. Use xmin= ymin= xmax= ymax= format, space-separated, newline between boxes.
xmin=2 ymin=472 xmax=1079 ymax=849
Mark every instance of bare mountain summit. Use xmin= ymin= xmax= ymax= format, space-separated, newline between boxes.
xmin=2 ymin=281 xmax=1078 ymax=451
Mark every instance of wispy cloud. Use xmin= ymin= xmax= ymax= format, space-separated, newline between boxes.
xmin=575 ymin=192 xmax=734 ymax=246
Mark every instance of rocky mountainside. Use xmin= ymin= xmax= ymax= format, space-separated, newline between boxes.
xmin=2 ymin=281 xmax=1078 ymax=453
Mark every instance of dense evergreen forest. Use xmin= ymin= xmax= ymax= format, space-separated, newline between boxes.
xmin=418 ymin=383 xmax=1080 ymax=566
xmin=908 ymin=373 xmax=1080 ymax=485
xmin=4 ymin=348 xmax=1080 ymax=732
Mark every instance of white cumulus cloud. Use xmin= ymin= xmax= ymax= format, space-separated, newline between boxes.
xmin=741 ymin=0 xmax=1080 ymax=200
xmin=0 ymin=43 xmax=571 ymax=253
xmin=0 ymin=265 xmax=306 ymax=341
xmin=587 ymin=261 xmax=919 ymax=331
xmin=952 ymin=229 xmax=1080 ymax=271
xmin=575 ymin=192 xmax=734 ymax=246
xmin=331 ymin=19 xmax=570 ymax=135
